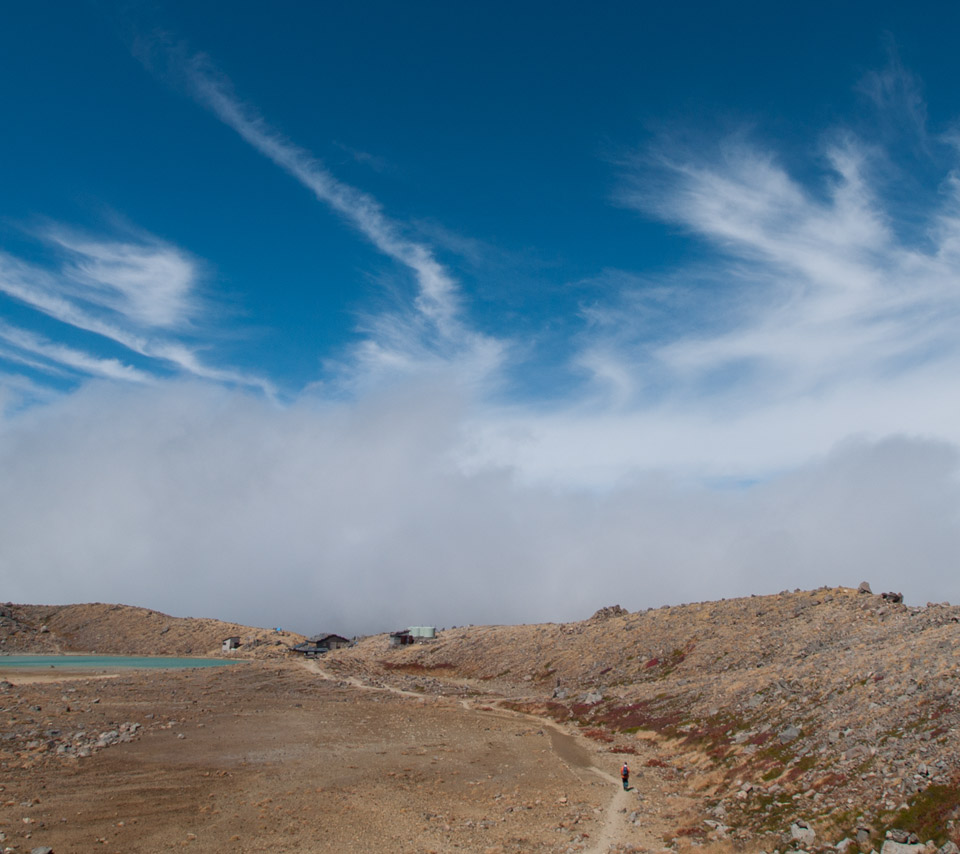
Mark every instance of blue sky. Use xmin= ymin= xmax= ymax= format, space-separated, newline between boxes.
xmin=3 ymin=3 xmax=960 ymax=632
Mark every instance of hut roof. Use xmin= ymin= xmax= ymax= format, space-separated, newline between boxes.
xmin=307 ymin=633 xmax=349 ymax=645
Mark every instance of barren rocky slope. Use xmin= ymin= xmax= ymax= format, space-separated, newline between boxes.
xmin=328 ymin=586 xmax=960 ymax=849
xmin=4 ymin=585 xmax=960 ymax=853
xmin=0 ymin=602 xmax=303 ymax=658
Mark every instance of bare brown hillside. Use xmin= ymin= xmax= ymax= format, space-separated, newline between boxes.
xmin=326 ymin=586 xmax=960 ymax=847
xmin=0 ymin=602 xmax=304 ymax=657
xmin=3 ymin=586 xmax=960 ymax=852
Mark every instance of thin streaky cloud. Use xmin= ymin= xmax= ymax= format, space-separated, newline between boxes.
xmin=0 ymin=344 xmax=71 ymax=377
xmin=0 ymin=321 xmax=153 ymax=384
xmin=51 ymin=232 xmax=198 ymax=330
xmin=147 ymin=339 xmax=278 ymax=396
xmin=183 ymin=55 xmax=505 ymax=383
xmin=0 ymin=250 xmax=157 ymax=356
xmin=856 ymin=42 xmax=931 ymax=156
xmin=614 ymin=136 xmax=960 ymax=406
xmin=188 ymin=63 xmax=457 ymax=329
xmin=0 ymin=245 xmax=275 ymax=396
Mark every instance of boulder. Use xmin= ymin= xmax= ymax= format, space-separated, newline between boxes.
xmin=881 ymin=843 xmax=926 ymax=854
xmin=858 ymin=581 xmax=873 ymax=594
xmin=591 ymin=605 xmax=629 ymax=620
xmin=791 ymin=821 xmax=816 ymax=847
xmin=779 ymin=725 xmax=801 ymax=744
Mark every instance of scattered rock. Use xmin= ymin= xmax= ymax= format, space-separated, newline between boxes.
xmin=779 ymin=725 xmax=801 ymax=744
xmin=790 ymin=820 xmax=816 ymax=847
xmin=881 ymin=842 xmax=926 ymax=854
xmin=591 ymin=605 xmax=628 ymax=620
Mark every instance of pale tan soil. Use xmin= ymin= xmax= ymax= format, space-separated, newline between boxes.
xmin=1 ymin=603 xmax=304 ymax=658
xmin=0 ymin=660 xmax=684 ymax=853
xmin=6 ymin=588 xmax=960 ymax=851
xmin=0 ymin=671 xmax=119 ymax=684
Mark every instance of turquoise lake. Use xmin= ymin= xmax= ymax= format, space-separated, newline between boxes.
xmin=0 ymin=655 xmax=240 ymax=669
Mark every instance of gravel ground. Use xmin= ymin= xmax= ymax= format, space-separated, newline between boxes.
xmin=0 ymin=661 xmax=674 ymax=853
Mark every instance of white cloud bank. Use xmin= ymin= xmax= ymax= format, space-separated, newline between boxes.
xmin=1 ymin=380 xmax=958 ymax=635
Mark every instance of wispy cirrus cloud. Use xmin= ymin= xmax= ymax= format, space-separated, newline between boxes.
xmin=463 ymin=64 xmax=960 ymax=487
xmin=51 ymin=232 xmax=198 ymax=329
xmin=0 ymin=320 xmax=152 ymax=383
xmin=620 ymin=138 xmax=960 ymax=403
xmin=180 ymin=54 xmax=506 ymax=389
xmin=0 ymin=230 xmax=274 ymax=399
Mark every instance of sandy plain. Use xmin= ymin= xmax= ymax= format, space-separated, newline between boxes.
xmin=0 ymin=658 xmax=681 ymax=854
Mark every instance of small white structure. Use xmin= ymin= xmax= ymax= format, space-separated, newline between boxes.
xmin=389 ymin=626 xmax=438 ymax=647
xmin=407 ymin=626 xmax=436 ymax=639
xmin=222 ymin=636 xmax=241 ymax=652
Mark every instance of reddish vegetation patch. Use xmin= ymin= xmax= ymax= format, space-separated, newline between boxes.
xmin=642 ymin=643 xmax=695 ymax=677
xmin=646 ymin=758 xmax=669 ymax=768
xmin=589 ymin=697 xmax=685 ymax=734
xmin=583 ymin=728 xmax=614 ymax=743
xmin=673 ymin=826 xmax=707 ymax=838
xmin=676 ymin=715 xmax=739 ymax=761
xmin=570 ymin=702 xmax=598 ymax=719
xmin=815 ymin=771 xmax=848 ymax=789
xmin=783 ymin=762 xmax=815 ymax=785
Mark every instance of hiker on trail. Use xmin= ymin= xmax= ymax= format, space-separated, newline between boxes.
xmin=621 ymin=762 xmax=630 ymax=790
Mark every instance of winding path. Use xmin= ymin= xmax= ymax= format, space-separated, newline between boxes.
xmin=300 ymin=658 xmax=673 ymax=852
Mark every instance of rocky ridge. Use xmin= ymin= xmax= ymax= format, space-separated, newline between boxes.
xmin=4 ymin=586 xmax=960 ymax=853
xmin=0 ymin=602 xmax=303 ymax=658
xmin=328 ymin=586 xmax=960 ymax=851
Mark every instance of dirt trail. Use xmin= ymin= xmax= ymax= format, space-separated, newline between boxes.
xmin=299 ymin=657 xmax=427 ymax=699
xmin=581 ymin=771 xmax=672 ymax=854
xmin=302 ymin=658 xmax=677 ymax=853
xmin=584 ymin=781 xmax=633 ymax=853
